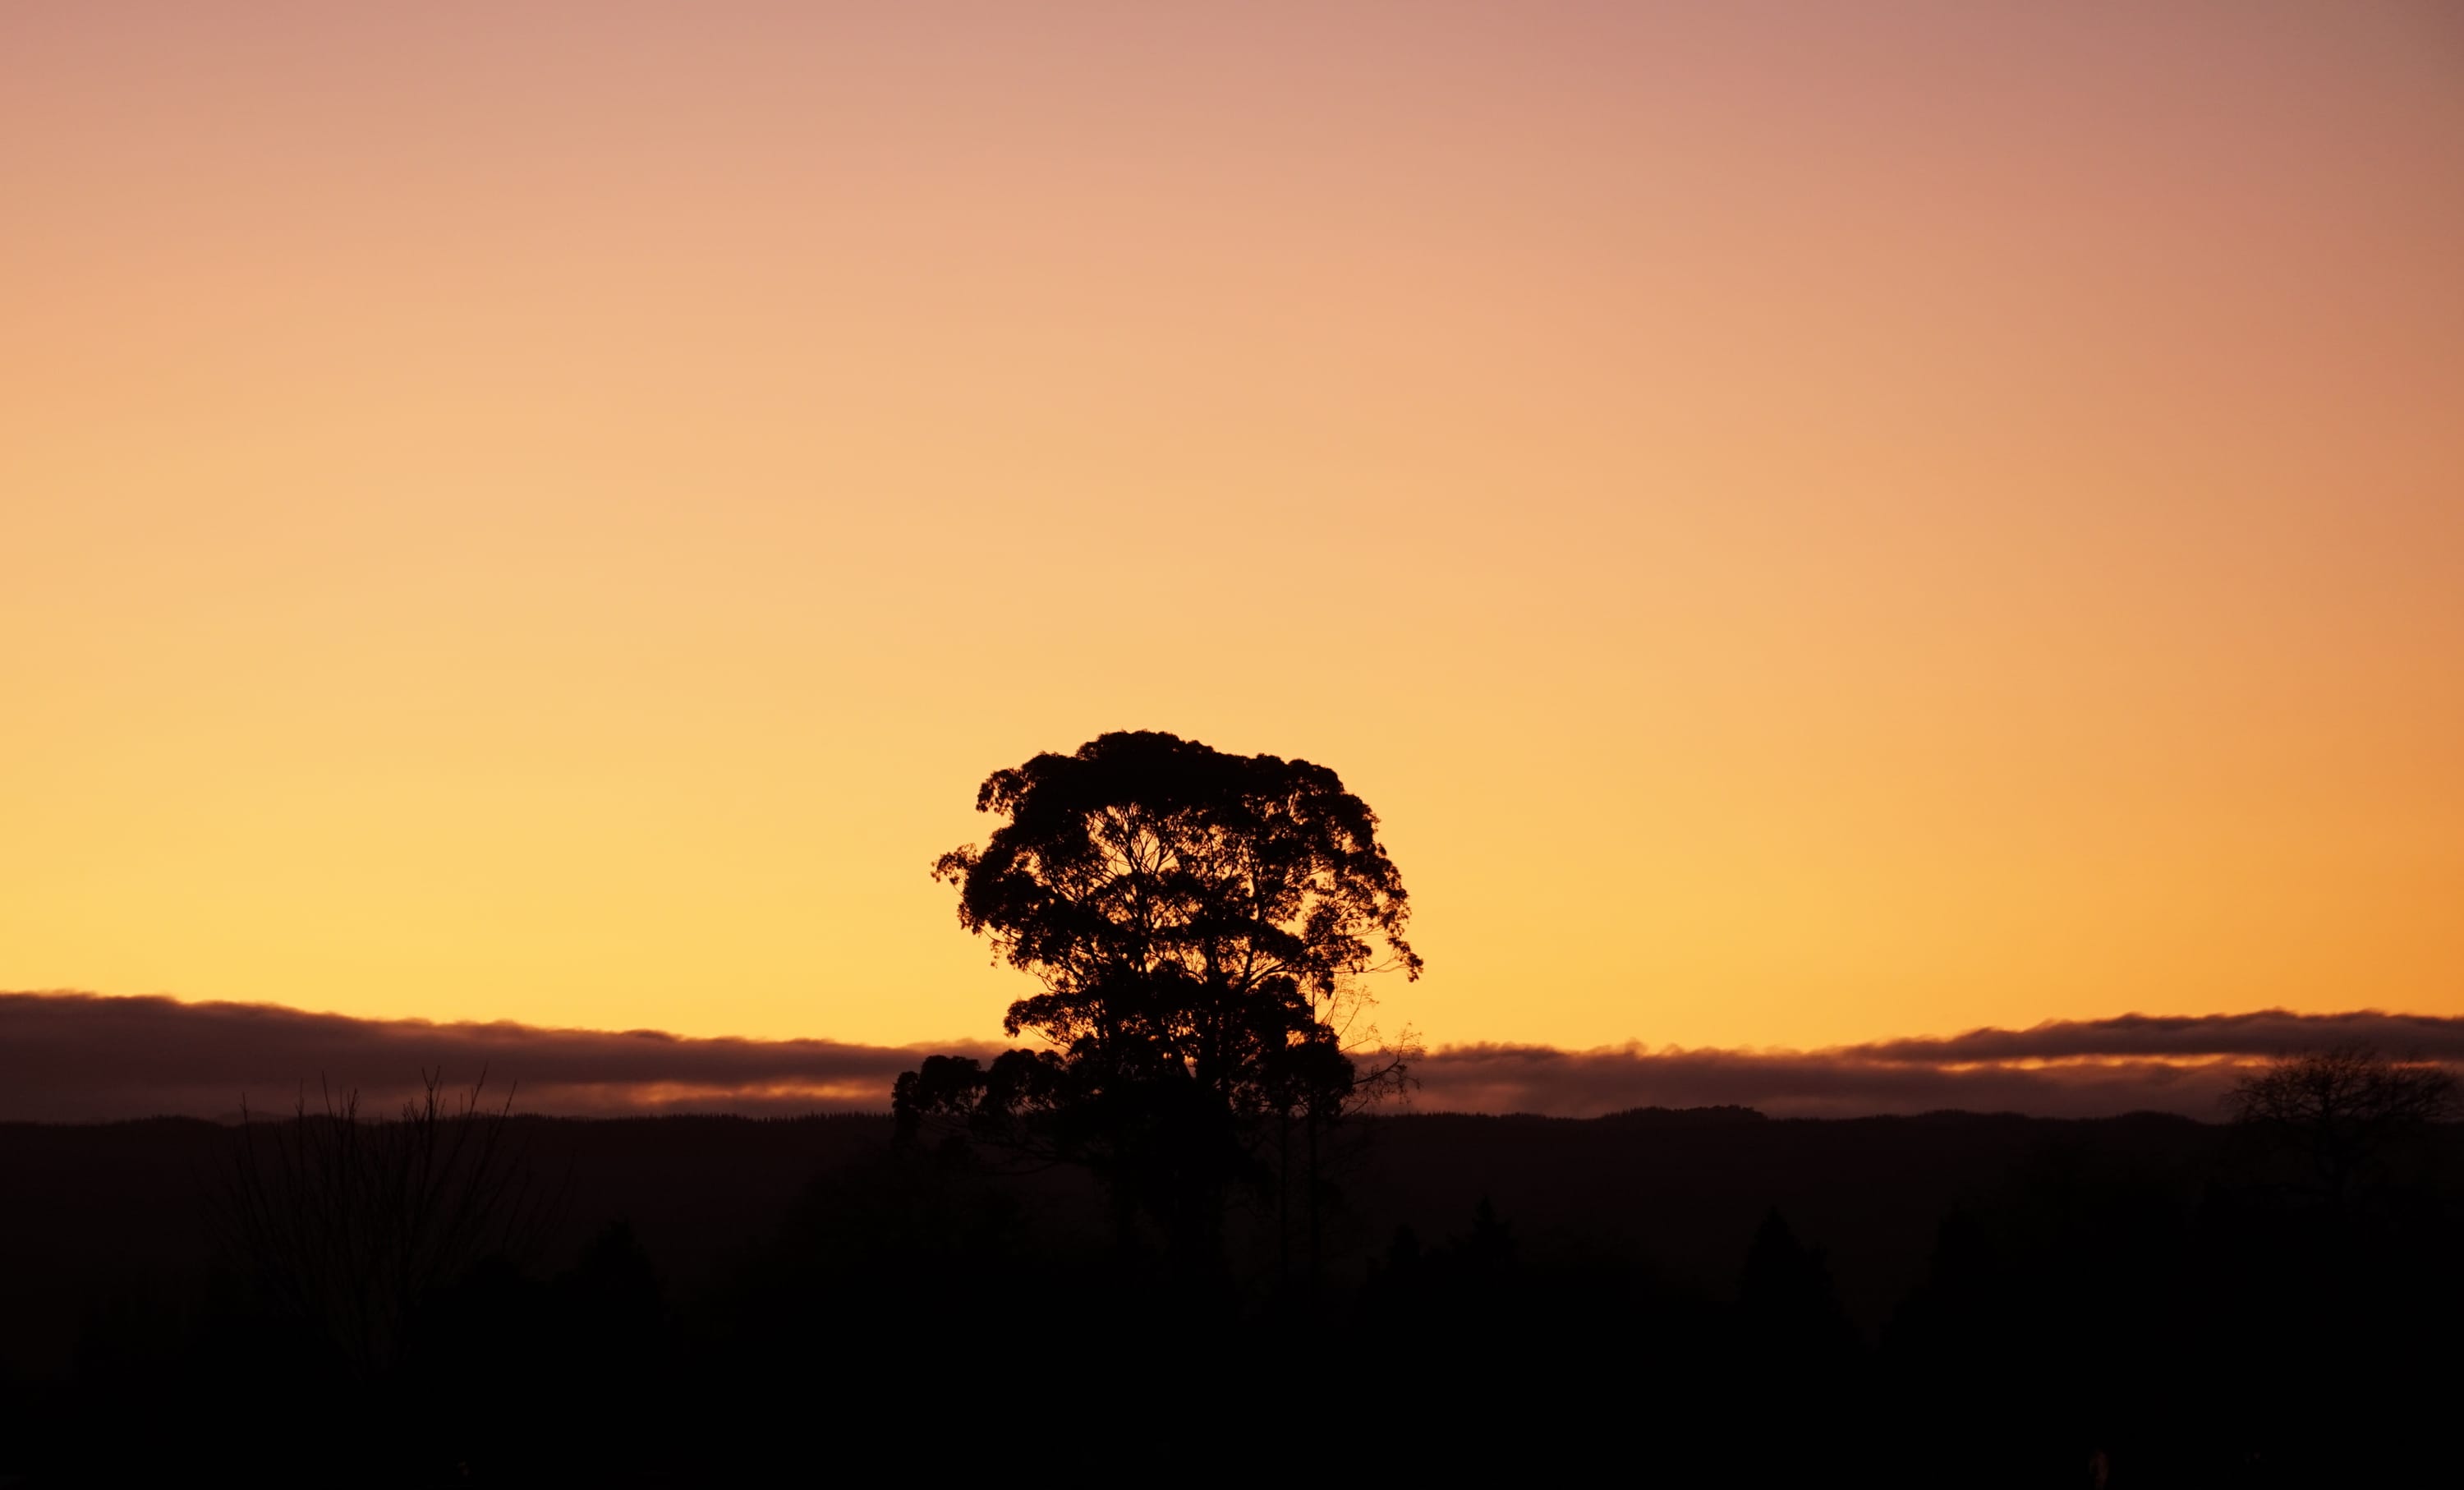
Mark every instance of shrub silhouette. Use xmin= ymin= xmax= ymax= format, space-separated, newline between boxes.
xmin=214 ymin=1069 xmax=559 ymax=1381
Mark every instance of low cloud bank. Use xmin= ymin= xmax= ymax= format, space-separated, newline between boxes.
xmin=0 ymin=991 xmax=997 ymax=1121
xmin=1431 ymin=1009 xmax=2464 ymax=1120
xmin=5 ymin=991 xmax=2457 ymax=1122
xmin=1421 ymin=1046 xmax=2240 ymax=1120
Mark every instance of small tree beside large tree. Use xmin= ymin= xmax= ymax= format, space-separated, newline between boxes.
xmin=2223 ymin=1044 xmax=2459 ymax=1206
xmin=895 ymin=729 xmax=1420 ymax=1282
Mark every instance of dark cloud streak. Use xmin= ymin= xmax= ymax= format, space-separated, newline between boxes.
xmin=1420 ymin=1010 xmax=2464 ymax=1118
xmin=1413 ymin=1044 xmax=2242 ymax=1120
xmin=0 ymin=992 xmax=997 ymax=1121
xmin=6 ymin=992 xmax=2458 ymax=1122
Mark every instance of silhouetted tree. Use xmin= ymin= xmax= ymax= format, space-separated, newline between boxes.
xmin=2224 ymin=1045 xmax=2459 ymax=1205
xmin=1453 ymin=1195 xmax=1519 ymax=1272
xmin=896 ymin=729 xmax=1420 ymax=1279
xmin=1736 ymin=1206 xmax=1856 ymax=1363
xmin=1361 ymin=1198 xmax=1521 ymax=1338
xmin=1729 ymin=1207 xmax=1863 ymax=1472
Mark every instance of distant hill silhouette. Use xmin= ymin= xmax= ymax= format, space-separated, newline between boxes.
xmin=1595 ymin=1102 xmax=1769 ymax=1125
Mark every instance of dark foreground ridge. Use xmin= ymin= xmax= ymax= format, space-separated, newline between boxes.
xmin=2 ymin=1102 xmax=2457 ymax=1483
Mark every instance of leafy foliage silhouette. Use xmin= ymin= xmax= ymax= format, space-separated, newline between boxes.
xmin=896 ymin=729 xmax=1420 ymax=1276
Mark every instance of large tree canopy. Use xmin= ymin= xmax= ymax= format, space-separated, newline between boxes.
xmin=934 ymin=729 xmax=1418 ymax=1083
xmin=899 ymin=730 xmax=1419 ymax=1267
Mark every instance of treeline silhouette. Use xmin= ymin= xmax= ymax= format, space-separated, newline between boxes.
xmin=1 ymin=1055 xmax=2457 ymax=1483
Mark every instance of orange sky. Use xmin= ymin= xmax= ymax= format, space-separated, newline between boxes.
xmin=4 ymin=1 xmax=2459 ymax=1053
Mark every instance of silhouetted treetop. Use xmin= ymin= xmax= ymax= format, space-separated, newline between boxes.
xmin=2225 ymin=1045 xmax=2458 ymax=1134
xmin=907 ymin=730 xmax=1420 ymax=1272
xmin=2225 ymin=1044 xmax=2459 ymax=1203
xmin=931 ymin=729 xmax=1420 ymax=1061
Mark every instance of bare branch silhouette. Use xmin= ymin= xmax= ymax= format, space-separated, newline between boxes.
xmin=214 ymin=1068 xmax=564 ymax=1378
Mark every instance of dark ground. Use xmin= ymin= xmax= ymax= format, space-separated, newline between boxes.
xmin=1 ymin=1107 xmax=2454 ymax=1484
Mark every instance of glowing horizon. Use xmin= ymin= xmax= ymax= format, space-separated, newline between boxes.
xmin=3 ymin=2 xmax=2458 ymax=1053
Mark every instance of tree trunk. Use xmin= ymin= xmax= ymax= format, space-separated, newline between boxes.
xmin=1306 ymin=1100 xmax=1322 ymax=1297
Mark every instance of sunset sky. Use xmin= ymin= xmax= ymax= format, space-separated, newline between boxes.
xmin=5 ymin=1 xmax=2459 ymax=1058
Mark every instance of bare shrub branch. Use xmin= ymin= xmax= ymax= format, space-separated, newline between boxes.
xmin=214 ymin=1068 xmax=563 ymax=1377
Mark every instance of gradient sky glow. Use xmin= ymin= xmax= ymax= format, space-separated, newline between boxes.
xmin=5 ymin=1 xmax=2460 ymax=1051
